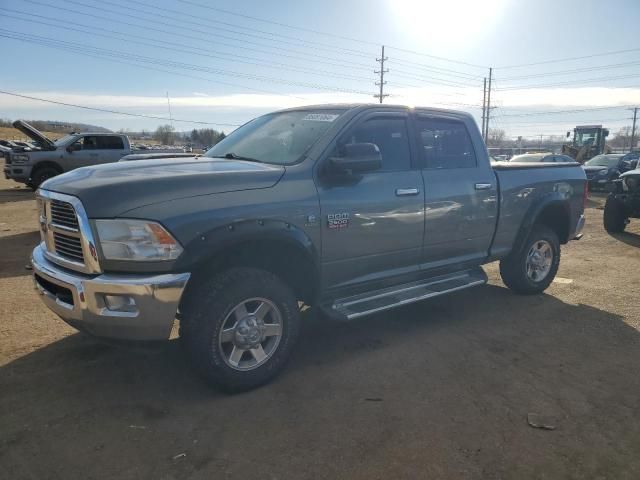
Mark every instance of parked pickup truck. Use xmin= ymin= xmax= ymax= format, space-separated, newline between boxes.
xmin=31 ymin=104 xmax=586 ymax=391
xmin=3 ymin=120 xmax=181 ymax=189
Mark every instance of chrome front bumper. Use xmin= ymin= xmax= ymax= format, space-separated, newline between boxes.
xmin=31 ymin=245 xmax=190 ymax=341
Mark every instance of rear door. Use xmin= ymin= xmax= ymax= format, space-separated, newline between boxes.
xmin=317 ymin=110 xmax=425 ymax=289
xmin=415 ymin=113 xmax=498 ymax=271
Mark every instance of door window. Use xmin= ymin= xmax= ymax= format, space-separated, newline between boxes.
xmin=73 ymin=136 xmax=99 ymax=150
xmin=96 ymin=136 xmax=125 ymax=149
xmin=342 ymin=117 xmax=411 ymax=171
xmin=416 ymin=117 xmax=477 ymax=169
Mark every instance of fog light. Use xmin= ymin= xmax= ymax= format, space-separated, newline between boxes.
xmin=104 ymin=294 xmax=136 ymax=312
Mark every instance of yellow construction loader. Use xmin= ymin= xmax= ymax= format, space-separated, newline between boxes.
xmin=562 ymin=125 xmax=611 ymax=164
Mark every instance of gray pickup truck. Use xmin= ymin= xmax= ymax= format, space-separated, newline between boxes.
xmin=31 ymin=104 xmax=586 ymax=391
xmin=3 ymin=121 xmax=181 ymax=189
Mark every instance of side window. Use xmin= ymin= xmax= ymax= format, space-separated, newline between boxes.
xmin=416 ymin=117 xmax=477 ymax=169
xmin=78 ymin=136 xmax=98 ymax=150
xmin=342 ymin=117 xmax=411 ymax=171
xmin=96 ymin=136 xmax=125 ymax=149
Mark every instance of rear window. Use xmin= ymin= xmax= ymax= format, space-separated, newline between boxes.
xmin=96 ymin=136 xmax=125 ymax=149
xmin=416 ymin=117 xmax=477 ymax=169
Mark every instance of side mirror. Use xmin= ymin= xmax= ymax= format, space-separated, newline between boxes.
xmin=329 ymin=142 xmax=382 ymax=174
xmin=566 ymin=131 xmax=571 ymax=138
xmin=67 ymin=143 xmax=81 ymax=153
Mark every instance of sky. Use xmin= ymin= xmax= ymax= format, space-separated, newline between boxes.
xmin=1 ymin=0 xmax=640 ymax=139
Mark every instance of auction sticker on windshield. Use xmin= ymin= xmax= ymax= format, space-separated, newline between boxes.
xmin=302 ymin=113 xmax=340 ymax=122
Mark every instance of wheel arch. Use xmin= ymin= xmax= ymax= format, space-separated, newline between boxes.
xmin=30 ymin=160 xmax=63 ymax=178
xmin=177 ymin=220 xmax=320 ymax=305
xmin=514 ymin=194 xmax=571 ymax=254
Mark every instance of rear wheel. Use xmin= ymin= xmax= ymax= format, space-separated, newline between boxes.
xmin=180 ymin=267 xmax=300 ymax=392
xmin=499 ymin=225 xmax=560 ymax=295
xmin=603 ymin=194 xmax=627 ymax=233
xmin=30 ymin=166 xmax=61 ymax=190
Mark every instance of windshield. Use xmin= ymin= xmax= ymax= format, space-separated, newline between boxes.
xmin=205 ymin=109 xmax=345 ymax=165
xmin=510 ymin=154 xmax=545 ymax=162
xmin=575 ymin=129 xmax=600 ymax=148
xmin=585 ymin=155 xmax=622 ymax=167
xmin=54 ymin=134 xmax=77 ymax=146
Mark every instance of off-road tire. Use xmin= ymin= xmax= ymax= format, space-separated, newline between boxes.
xmin=30 ymin=166 xmax=61 ymax=190
xmin=499 ymin=225 xmax=560 ymax=295
xmin=603 ymin=194 xmax=627 ymax=233
xmin=180 ymin=267 xmax=300 ymax=392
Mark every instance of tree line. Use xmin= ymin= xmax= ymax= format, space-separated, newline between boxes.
xmin=152 ymin=125 xmax=226 ymax=147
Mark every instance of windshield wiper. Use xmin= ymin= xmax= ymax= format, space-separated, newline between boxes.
xmin=210 ymin=152 xmax=264 ymax=163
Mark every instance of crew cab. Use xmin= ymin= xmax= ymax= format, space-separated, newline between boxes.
xmin=31 ymin=104 xmax=587 ymax=391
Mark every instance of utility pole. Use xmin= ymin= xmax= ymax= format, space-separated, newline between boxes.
xmin=630 ymin=106 xmax=638 ymax=153
xmin=166 ymin=91 xmax=174 ymax=129
xmin=374 ymin=45 xmax=389 ymax=104
xmin=484 ymin=68 xmax=493 ymax=140
xmin=481 ymin=77 xmax=487 ymax=140
xmin=539 ymin=134 xmax=543 ymax=150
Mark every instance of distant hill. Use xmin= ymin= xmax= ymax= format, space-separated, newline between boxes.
xmin=0 ymin=118 xmax=111 ymax=134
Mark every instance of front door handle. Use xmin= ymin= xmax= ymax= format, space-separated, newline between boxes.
xmin=396 ymin=188 xmax=420 ymax=196
xmin=475 ymin=183 xmax=493 ymax=190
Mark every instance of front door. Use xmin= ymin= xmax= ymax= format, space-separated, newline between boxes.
xmin=67 ymin=135 xmax=126 ymax=169
xmin=415 ymin=114 xmax=498 ymax=271
xmin=317 ymin=111 xmax=425 ymax=289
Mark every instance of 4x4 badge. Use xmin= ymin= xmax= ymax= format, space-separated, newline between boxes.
xmin=327 ymin=213 xmax=350 ymax=229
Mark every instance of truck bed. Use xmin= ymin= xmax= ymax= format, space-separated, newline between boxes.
xmin=490 ymin=162 xmax=586 ymax=259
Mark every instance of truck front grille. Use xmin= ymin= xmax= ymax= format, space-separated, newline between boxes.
xmin=53 ymin=231 xmax=84 ymax=263
xmin=50 ymin=200 xmax=80 ymax=230
xmin=37 ymin=191 xmax=100 ymax=274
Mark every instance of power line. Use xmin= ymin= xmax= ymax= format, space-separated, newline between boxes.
xmin=176 ymin=0 xmax=488 ymax=69
xmin=90 ymin=0 xmax=375 ymax=59
xmin=498 ymin=105 xmax=638 ymax=117
xmin=496 ymin=73 xmax=640 ymax=91
xmin=384 ymin=58 xmax=484 ymax=80
xmin=496 ymin=60 xmax=640 ymax=81
xmin=496 ymin=47 xmax=640 ymax=69
xmin=0 ymin=29 xmax=375 ymax=96
xmin=24 ymin=0 xmax=375 ymax=72
xmin=1 ymin=10 xmax=376 ymax=84
xmin=0 ymin=90 xmax=242 ymax=126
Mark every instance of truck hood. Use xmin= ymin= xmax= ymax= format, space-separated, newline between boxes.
xmin=582 ymin=165 xmax=610 ymax=173
xmin=619 ymin=168 xmax=640 ymax=179
xmin=41 ymin=157 xmax=285 ymax=217
xmin=12 ymin=120 xmax=56 ymax=150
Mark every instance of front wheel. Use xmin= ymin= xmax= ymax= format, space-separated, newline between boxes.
xmin=499 ymin=225 xmax=560 ymax=295
xmin=30 ymin=166 xmax=61 ymax=190
xmin=180 ymin=267 xmax=300 ymax=392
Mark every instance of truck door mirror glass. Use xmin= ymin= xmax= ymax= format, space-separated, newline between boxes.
xmin=67 ymin=143 xmax=81 ymax=153
xmin=329 ymin=142 xmax=382 ymax=174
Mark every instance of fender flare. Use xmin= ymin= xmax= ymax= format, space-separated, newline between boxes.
xmin=511 ymin=193 xmax=571 ymax=254
xmin=174 ymin=219 xmax=319 ymax=276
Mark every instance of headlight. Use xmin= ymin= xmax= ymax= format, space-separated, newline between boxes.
xmin=625 ymin=176 xmax=639 ymax=190
xmin=12 ymin=154 xmax=29 ymax=164
xmin=597 ymin=169 xmax=608 ymax=176
xmin=95 ymin=219 xmax=183 ymax=261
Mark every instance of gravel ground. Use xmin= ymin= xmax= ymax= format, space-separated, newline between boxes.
xmin=1 ymin=174 xmax=639 ymax=479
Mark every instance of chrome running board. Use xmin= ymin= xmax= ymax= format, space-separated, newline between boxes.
xmin=327 ymin=268 xmax=487 ymax=320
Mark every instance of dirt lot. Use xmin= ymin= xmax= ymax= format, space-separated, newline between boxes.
xmin=1 ymin=173 xmax=639 ymax=479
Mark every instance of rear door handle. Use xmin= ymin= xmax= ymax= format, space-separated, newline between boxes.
xmin=396 ymin=188 xmax=420 ymax=196
xmin=475 ymin=183 xmax=492 ymax=190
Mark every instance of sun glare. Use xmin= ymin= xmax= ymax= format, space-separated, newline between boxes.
xmin=389 ymin=0 xmax=507 ymax=50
